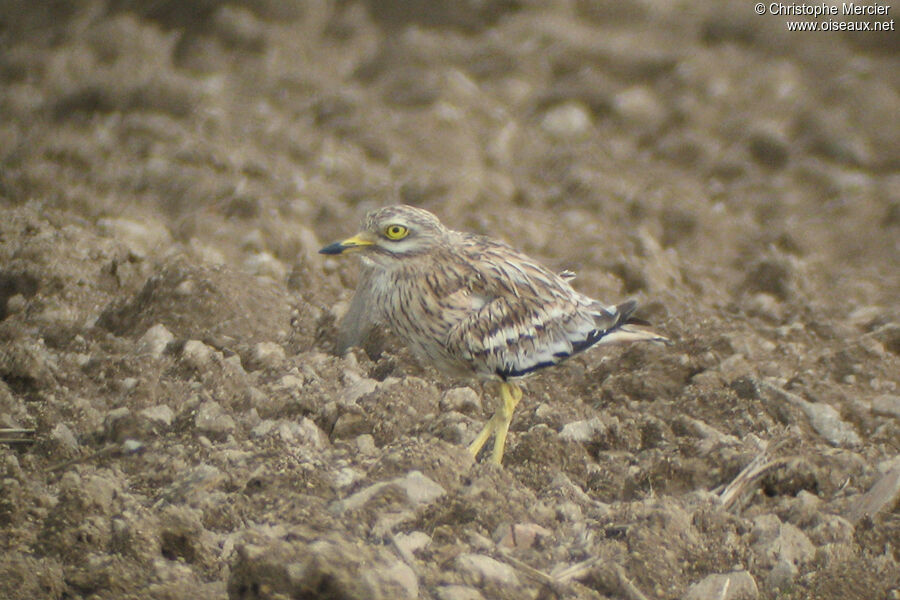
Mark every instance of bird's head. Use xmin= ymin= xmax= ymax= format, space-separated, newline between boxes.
xmin=319 ymin=205 xmax=447 ymax=266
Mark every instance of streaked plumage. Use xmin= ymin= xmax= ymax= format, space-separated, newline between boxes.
xmin=320 ymin=205 xmax=667 ymax=464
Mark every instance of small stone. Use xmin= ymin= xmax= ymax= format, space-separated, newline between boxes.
xmin=341 ymin=377 xmax=378 ymax=405
xmin=244 ymin=251 xmax=286 ymax=281
xmin=613 ymin=85 xmax=666 ymax=129
xmin=182 ymin=340 xmax=216 ymax=370
xmin=456 ymin=553 xmax=520 ymax=586
xmin=140 ymin=405 xmax=175 ymax=428
xmin=97 ymin=217 xmax=172 ymax=258
xmin=81 ymin=474 xmax=119 ymax=512
xmin=394 ymin=531 xmax=431 ymax=557
xmin=330 ymin=470 xmax=445 ymax=514
xmin=872 ymin=394 xmax=900 ymax=418
xmin=494 ymin=522 xmax=552 ymax=549
xmin=355 ymin=433 xmax=376 ymax=454
xmin=333 ymin=467 xmax=365 ymax=490
xmin=331 ymin=411 xmax=371 ymax=440
xmin=248 ymin=342 xmax=286 ymax=371
xmin=559 ymin=417 xmax=604 ymax=443
xmin=808 ymin=514 xmax=854 ymax=545
xmin=750 ymin=514 xmax=815 ymax=569
xmin=392 ymin=470 xmax=446 ymax=505
xmin=683 ymin=570 xmax=758 ymax=600
xmin=441 ymin=387 xmax=482 ymax=414
xmin=250 ymin=420 xmax=276 ymax=439
xmin=213 ymin=4 xmax=266 ymax=52
xmin=436 ymin=585 xmax=486 ymax=600
xmin=195 ymin=400 xmax=236 ymax=437
xmin=50 ymin=423 xmax=79 ymax=452
xmin=277 ymin=374 xmax=304 ymax=393
xmin=845 ymin=456 xmax=900 ymax=523
xmin=277 ymin=418 xmax=328 ymax=449
xmin=744 ymin=292 xmax=784 ymax=321
xmin=541 ymin=102 xmax=592 ymax=140
xmin=556 ymin=501 xmax=584 ymax=523
xmin=363 ymin=560 xmax=418 ymax=599
xmin=121 ymin=439 xmax=143 ymax=453
xmin=6 ymin=293 xmax=26 ymax=314
xmin=762 ymin=381 xmax=861 ymax=446
xmin=766 ymin=559 xmax=798 ymax=592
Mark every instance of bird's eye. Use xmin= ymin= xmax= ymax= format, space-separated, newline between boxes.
xmin=384 ymin=224 xmax=409 ymax=240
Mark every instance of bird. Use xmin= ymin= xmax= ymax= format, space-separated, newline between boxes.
xmin=319 ymin=205 xmax=668 ymax=465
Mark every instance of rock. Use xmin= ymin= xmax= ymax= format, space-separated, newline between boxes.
xmin=103 ymin=406 xmax=142 ymax=442
xmin=613 ymin=85 xmax=667 ymax=130
xmin=798 ymin=400 xmax=861 ymax=446
xmin=766 ymin=559 xmax=798 ymax=592
xmin=97 ymin=216 xmax=172 ymax=258
xmin=139 ymin=405 xmax=174 ymax=428
xmin=393 ymin=531 xmax=431 ymax=558
xmin=250 ymin=419 xmax=276 ymax=439
xmin=213 ymin=4 xmax=266 ymax=52
xmin=435 ymin=585 xmax=486 ymax=600
xmin=0 ymin=340 xmax=56 ymax=395
xmin=182 ymin=340 xmax=216 ymax=370
xmin=441 ymin=387 xmax=482 ymax=414
xmin=871 ymin=394 xmax=900 ymax=418
xmin=0 ymin=554 xmax=65 ymax=600
xmin=363 ymin=560 xmax=418 ymax=599
xmin=456 ymin=553 xmax=520 ymax=587
xmin=228 ymin=536 xmax=417 ymax=600
xmin=247 ymin=342 xmax=286 ymax=371
xmin=81 ymin=474 xmax=120 ymax=513
xmin=393 ymin=471 xmax=446 ymax=505
xmin=494 ymin=522 xmax=552 ymax=549
xmin=331 ymin=409 xmax=371 ymax=440
xmin=559 ymin=417 xmax=605 ymax=443
xmin=332 ymin=467 xmax=365 ymax=490
xmin=5 ymin=293 xmax=26 ymax=315
xmin=330 ymin=471 xmax=445 ymax=514
xmin=244 ymin=251 xmax=287 ymax=281
xmin=683 ymin=570 xmax=758 ymax=600
xmin=355 ymin=434 xmax=376 ymax=454
xmin=50 ymin=422 xmax=79 ymax=452
xmin=808 ymin=514 xmax=854 ymax=545
xmin=540 ymin=102 xmax=592 ymax=140
xmin=137 ymin=324 xmax=175 ymax=357
xmin=158 ymin=464 xmax=224 ymax=506
xmin=341 ymin=377 xmax=378 ymax=404
xmin=276 ymin=418 xmax=328 ymax=449
xmin=195 ymin=400 xmax=236 ymax=437
xmin=750 ymin=514 xmax=815 ymax=569
xmin=845 ymin=456 xmax=900 ymax=523
xmin=762 ymin=381 xmax=861 ymax=446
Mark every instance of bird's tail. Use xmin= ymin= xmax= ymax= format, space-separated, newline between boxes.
xmin=598 ymin=300 xmax=670 ymax=346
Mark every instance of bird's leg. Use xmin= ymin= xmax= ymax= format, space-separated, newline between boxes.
xmin=466 ymin=410 xmax=498 ymax=461
xmin=467 ymin=382 xmax=523 ymax=464
xmin=489 ymin=382 xmax=522 ymax=465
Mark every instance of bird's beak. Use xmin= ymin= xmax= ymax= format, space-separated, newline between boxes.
xmin=319 ymin=233 xmax=375 ymax=255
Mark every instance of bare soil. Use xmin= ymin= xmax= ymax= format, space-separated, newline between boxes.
xmin=1 ymin=2 xmax=898 ymax=599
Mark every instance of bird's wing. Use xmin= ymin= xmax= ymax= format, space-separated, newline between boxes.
xmin=442 ymin=235 xmax=628 ymax=378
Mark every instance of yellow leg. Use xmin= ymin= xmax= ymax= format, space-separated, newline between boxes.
xmin=467 ymin=382 xmax=523 ymax=465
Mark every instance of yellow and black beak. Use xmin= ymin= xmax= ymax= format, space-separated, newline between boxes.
xmin=319 ymin=233 xmax=375 ymax=255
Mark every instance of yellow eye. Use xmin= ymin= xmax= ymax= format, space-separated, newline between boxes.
xmin=384 ymin=224 xmax=409 ymax=240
